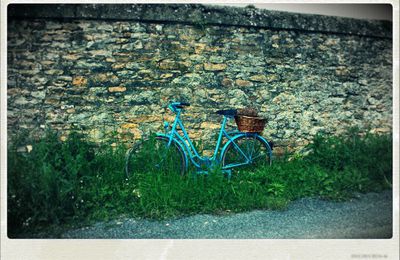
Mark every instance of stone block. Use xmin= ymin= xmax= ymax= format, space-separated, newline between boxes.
xmin=45 ymin=69 xmax=64 ymax=75
xmin=119 ymin=123 xmax=142 ymax=139
xmin=160 ymin=73 xmax=174 ymax=79
xmin=221 ymin=78 xmax=233 ymax=87
xmin=14 ymin=96 xmax=29 ymax=105
xmin=194 ymin=43 xmax=206 ymax=54
xmin=249 ymin=75 xmax=267 ymax=82
xmin=121 ymin=123 xmax=139 ymax=129
xmin=209 ymin=56 xmax=225 ymax=63
xmin=89 ymin=50 xmax=112 ymax=57
xmin=235 ymin=79 xmax=253 ymax=87
xmin=204 ymin=63 xmax=227 ymax=71
xmin=200 ymin=122 xmax=220 ymax=129
xmin=108 ymin=86 xmax=126 ymax=92
xmin=72 ymin=76 xmax=88 ymax=87
xmin=31 ymin=91 xmax=46 ymax=99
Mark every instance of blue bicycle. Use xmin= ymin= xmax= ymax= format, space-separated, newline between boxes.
xmin=125 ymin=102 xmax=273 ymax=177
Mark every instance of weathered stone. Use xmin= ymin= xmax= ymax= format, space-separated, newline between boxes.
xmin=91 ymin=112 xmax=112 ymax=122
xmin=50 ymin=41 xmax=69 ymax=48
xmin=44 ymin=98 xmax=60 ymax=105
xmin=31 ymin=91 xmax=46 ymax=99
xmin=19 ymin=69 xmax=39 ymax=76
xmin=97 ymin=23 xmax=113 ymax=31
xmin=72 ymin=76 xmax=88 ymax=87
xmin=126 ymin=115 xmax=162 ymax=123
xmin=138 ymin=69 xmax=152 ymax=76
xmin=335 ymin=66 xmax=350 ymax=76
xmin=58 ymin=76 xmax=73 ymax=82
xmin=200 ymin=122 xmax=220 ymax=129
xmin=160 ymin=73 xmax=174 ymax=79
xmin=89 ymin=129 xmax=104 ymax=140
xmin=14 ymin=97 xmax=29 ymax=105
xmin=121 ymin=123 xmax=138 ymax=129
xmin=195 ymin=43 xmax=206 ymax=54
xmin=204 ymin=63 xmax=227 ymax=71
xmin=249 ymin=75 xmax=268 ymax=82
xmin=126 ymin=62 xmax=140 ymax=70
xmin=265 ymin=74 xmax=278 ymax=82
xmin=106 ymin=57 xmax=116 ymax=63
xmin=370 ymin=127 xmax=391 ymax=134
xmin=134 ymin=40 xmax=143 ymax=49
xmin=358 ymin=79 xmax=368 ymax=86
xmin=112 ymin=63 xmax=125 ymax=70
xmin=179 ymin=61 xmax=191 ymax=68
xmin=94 ymin=73 xmax=109 ymax=83
xmin=76 ymin=60 xmax=107 ymax=70
xmin=89 ymin=50 xmax=112 ymax=57
xmin=68 ymin=112 xmax=90 ymax=122
xmin=209 ymin=56 xmax=225 ymax=63
xmin=158 ymin=60 xmax=181 ymax=70
xmin=221 ymin=78 xmax=233 ymax=87
xmin=45 ymin=69 xmax=64 ymax=75
xmin=189 ymin=54 xmax=205 ymax=63
xmin=119 ymin=123 xmax=142 ymax=139
xmin=155 ymin=24 xmax=163 ymax=31
xmin=108 ymin=86 xmax=126 ymax=92
xmin=41 ymin=60 xmax=55 ymax=66
xmin=235 ymin=79 xmax=253 ymax=87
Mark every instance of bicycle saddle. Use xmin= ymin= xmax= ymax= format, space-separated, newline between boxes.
xmin=170 ymin=102 xmax=190 ymax=109
xmin=216 ymin=109 xmax=237 ymax=117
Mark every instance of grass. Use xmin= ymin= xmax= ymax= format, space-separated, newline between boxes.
xmin=7 ymin=128 xmax=392 ymax=237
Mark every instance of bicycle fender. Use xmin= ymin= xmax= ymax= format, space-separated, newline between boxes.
xmin=253 ymin=134 xmax=273 ymax=150
xmin=219 ymin=133 xmax=272 ymax=162
xmin=157 ymin=132 xmax=191 ymax=156
xmin=156 ymin=133 xmax=189 ymax=170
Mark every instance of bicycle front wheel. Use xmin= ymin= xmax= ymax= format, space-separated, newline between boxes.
xmin=125 ymin=136 xmax=187 ymax=178
xmin=221 ymin=134 xmax=272 ymax=171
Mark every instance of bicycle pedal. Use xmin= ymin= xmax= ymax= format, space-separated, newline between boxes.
xmin=222 ymin=169 xmax=232 ymax=178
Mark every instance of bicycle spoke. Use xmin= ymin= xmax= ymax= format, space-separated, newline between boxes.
xmin=250 ymin=135 xmax=257 ymax=159
xmin=125 ymin=136 xmax=186 ymax=177
xmin=222 ymin=135 xmax=271 ymax=171
xmin=246 ymin=136 xmax=251 ymax=157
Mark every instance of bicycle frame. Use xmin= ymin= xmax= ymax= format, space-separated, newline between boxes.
xmin=158 ymin=108 xmax=253 ymax=171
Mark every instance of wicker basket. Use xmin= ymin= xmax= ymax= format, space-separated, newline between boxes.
xmin=235 ymin=115 xmax=266 ymax=133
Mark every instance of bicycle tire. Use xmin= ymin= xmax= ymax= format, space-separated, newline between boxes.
xmin=221 ymin=134 xmax=272 ymax=171
xmin=125 ymin=136 xmax=187 ymax=178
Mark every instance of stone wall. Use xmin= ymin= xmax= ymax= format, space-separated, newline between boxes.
xmin=7 ymin=4 xmax=392 ymax=154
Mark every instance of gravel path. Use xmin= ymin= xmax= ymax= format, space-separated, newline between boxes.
xmin=62 ymin=190 xmax=392 ymax=239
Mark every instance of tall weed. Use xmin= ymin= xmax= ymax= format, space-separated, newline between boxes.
xmin=305 ymin=128 xmax=392 ymax=185
xmin=7 ymin=128 xmax=392 ymax=236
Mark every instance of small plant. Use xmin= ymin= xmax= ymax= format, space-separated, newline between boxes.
xmin=266 ymin=197 xmax=290 ymax=210
xmin=267 ymin=182 xmax=286 ymax=197
xmin=7 ymin=130 xmax=132 ymax=237
xmin=305 ymin=127 xmax=392 ymax=186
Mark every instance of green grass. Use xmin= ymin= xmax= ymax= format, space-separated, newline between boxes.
xmin=7 ymin=128 xmax=392 ymax=237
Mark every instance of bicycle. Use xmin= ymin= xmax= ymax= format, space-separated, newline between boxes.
xmin=125 ymin=102 xmax=273 ymax=178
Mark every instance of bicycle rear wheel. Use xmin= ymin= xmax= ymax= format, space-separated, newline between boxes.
xmin=221 ymin=134 xmax=272 ymax=171
xmin=125 ymin=136 xmax=187 ymax=178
